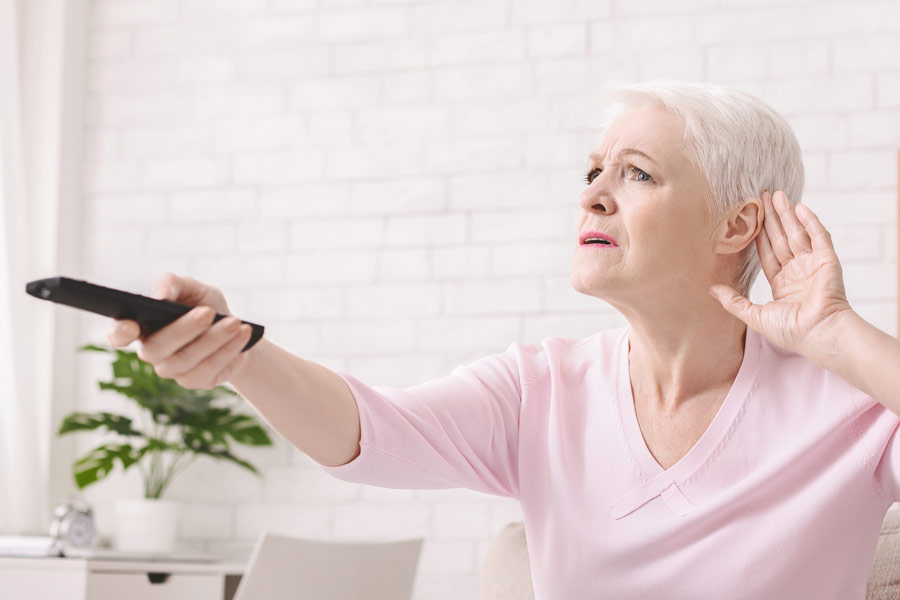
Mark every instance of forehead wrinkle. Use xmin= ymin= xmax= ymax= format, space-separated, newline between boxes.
xmin=589 ymin=147 xmax=657 ymax=166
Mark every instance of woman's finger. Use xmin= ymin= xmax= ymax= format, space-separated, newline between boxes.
xmin=755 ymin=224 xmax=781 ymax=283
xmin=214 ymin=345 xmax=250 ymax=384
xmin=178 ymin=325 xmax=253 ymax=390
xmin=153 ymin=272 xmax=207 ymax=305
xmin=154 ymin=316 xmax=244 ymax=379
xmin=773 ymin=190 xmax=813 ymax=256
xmin=138 ymin=306 xmax=217 ymax=365
xmin=106 ymin=319 xmax=140 ymax=348
xmin=762 ymin=190 xmax=792 ymax=264
xmin=794 ymin=202 xmax=835 ymax=255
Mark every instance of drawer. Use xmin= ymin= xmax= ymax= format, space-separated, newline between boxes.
xmin=87 ymin=571 xmax=224 ymax=600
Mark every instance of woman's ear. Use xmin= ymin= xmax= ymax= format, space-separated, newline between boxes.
xmin=715 ymin=197 xmax=764 ymax=256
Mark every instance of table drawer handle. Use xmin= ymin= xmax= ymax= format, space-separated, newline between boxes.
xmin=147 ymin=572 xmax=171 ymax=584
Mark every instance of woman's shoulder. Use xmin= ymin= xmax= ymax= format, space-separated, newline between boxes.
xmin=531 ymin=324 xmax=628 ymax=351
xmin=503 ymin=326 xmax=626 ymax=368
xmin=502 ymin=326 xmax=627 ymax=393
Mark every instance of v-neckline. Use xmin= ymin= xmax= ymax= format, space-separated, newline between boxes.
xmin=615 ymin=324 xmax=762 ymax=482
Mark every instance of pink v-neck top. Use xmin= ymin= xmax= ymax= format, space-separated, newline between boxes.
xmin=317 ymin=324 xmax=900 ymax=598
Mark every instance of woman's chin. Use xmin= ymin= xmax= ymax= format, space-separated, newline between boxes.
xmin=570 ymin=272 xmax=617 ymax=299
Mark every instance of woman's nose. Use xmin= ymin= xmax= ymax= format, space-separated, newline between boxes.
xmin=579 ymin=175 xmax=617 ymax=215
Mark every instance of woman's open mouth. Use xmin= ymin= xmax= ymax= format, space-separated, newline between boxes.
xmin=579 ymin=230 xmax=619 ymax=247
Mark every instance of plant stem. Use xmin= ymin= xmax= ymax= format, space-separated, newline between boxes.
xmin=138 ymin=459 xmax=150 ymax=497
xmin=150 ymin=420 xmax=165 ymax=498
xmin=139 ymin=410 xmax=157 ymax=498
xmin=158 ymin=450 xmax=176 ymax=498
xmin=158 ymin=451 xmax=194 ymax=498
xmin=148 ymin=449 xmax=159 ymax=498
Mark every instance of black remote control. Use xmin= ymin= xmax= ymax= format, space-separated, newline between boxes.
xmin=25 ymin=276 xmax=264 ymax=352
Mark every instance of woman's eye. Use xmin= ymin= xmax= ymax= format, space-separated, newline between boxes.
xmin=630 ymin=166 xmax=652 ymax=182
xmin=584 ymin=168 xmax=601 ymax=185
xmin=585 ymin=166 xmax=651 ymax=185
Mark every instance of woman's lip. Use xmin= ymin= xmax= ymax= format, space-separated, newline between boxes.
xmin=578 ymin=243 xmax=619 ymax=250
xmin=579 ymin=231 xmax=618 ymax=246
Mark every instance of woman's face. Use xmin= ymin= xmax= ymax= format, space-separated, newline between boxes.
xmin=571 ymin=105 xmax=721 ymax=304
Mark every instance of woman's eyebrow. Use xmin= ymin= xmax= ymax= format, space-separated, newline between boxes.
xmin=588 ymin=148 xmax=657 ymax=165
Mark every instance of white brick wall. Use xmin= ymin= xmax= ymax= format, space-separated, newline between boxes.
xmin=76 ymin=0 xmax=899 ymax=598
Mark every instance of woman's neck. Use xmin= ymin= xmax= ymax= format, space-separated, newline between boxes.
xmin=624 ymin=303 xmax=748 ymax=414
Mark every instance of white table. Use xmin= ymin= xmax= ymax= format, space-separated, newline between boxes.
xmin=0 ymin=555 xmax=245 ymax=600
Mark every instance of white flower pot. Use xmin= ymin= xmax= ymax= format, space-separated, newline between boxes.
xmin=113 ymin=498 xmax=180 ymax=554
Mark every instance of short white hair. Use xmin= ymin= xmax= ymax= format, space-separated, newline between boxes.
xmin=595 ymin=80 xmax=805 ymax=296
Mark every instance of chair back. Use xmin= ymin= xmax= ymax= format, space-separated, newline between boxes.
xmin=233 ymin=533 xmax=423 ymax=600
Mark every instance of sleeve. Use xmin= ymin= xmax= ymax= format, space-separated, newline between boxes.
xmin=873 ymin=423 xmax=900 ymax=501
xmin=844 ymin=377 xmax=900 ymax=502
xmin=313 ymin=343 xmax=541 ymax=499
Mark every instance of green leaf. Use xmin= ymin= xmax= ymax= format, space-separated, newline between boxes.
xmin=226 ymin=417 xmax=272 ymax=446
xmin=182 ymin=430 xmax=229 ymax=455
xmin=220 ymin=452 xmax=258 ymax=474
xmin=78 ymin=343 xmax=113 ymax=354
xmin=205 ymin=449 xmax=260 ymax=475
xmin=142 ymin=437 xmax=181 ymax=454
xmin=58 ymin=412 xmax=142 ymax=437
xmin=72 ymin=443 xmax=140 ymax=489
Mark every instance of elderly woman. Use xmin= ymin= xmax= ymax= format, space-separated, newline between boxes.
xmin=108 ymin=81 xmax=900 ymax=598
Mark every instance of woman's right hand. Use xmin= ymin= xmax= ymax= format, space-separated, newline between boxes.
xmin=105 ymin=272 xmax=254 ymax=390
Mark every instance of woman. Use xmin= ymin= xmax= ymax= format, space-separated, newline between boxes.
xmin=108 ymin=81 xmax=900 ymax=598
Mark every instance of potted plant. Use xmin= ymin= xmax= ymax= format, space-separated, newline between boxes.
xmin=58 ymin=343 xmax=273 ymax=553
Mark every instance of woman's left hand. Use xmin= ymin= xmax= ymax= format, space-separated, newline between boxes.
xmin=708 ymin=189 xmax=855 ymax=358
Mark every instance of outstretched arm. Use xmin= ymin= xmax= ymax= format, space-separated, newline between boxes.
xmin=107 ymin=273 xmax=362 ymax=468
xmin=228 ymin=338 xmax=361 ymax=467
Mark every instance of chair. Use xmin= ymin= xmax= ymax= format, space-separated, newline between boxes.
xmin=233 ymin=532 xmax=423 ymax=600
xmin=479 ymin=521 xmax=535 ymax=600
xmin=479 ymin=505 xmax=900 ymax=600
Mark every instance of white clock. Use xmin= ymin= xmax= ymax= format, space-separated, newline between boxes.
xmin=49 ymin=499 xmax=98 ymax=551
